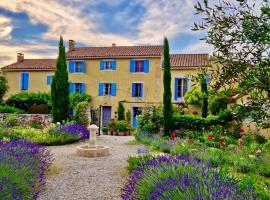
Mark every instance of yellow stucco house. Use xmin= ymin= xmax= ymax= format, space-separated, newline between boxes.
xmin=1 ymin=40 xmax=208 ymax=127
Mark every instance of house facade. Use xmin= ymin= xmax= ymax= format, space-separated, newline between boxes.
xmin=1 ymin=41 xmax=208 ymax=127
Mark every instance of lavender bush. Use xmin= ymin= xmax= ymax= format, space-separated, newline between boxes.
xmin=0 ymin=141 xmax=53 ymax=199
xmin=59 ymin=124 xmax=89 ymax=139
xmin=122 ymin=155 xmax=258 ymax=200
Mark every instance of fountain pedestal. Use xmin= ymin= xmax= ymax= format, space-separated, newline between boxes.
xmin=76 ymin=124 xmax=110 ymax=157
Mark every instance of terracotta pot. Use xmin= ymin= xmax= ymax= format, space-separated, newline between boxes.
xmin=119 ymin=132 xmax=125 ymax=136
xmin=103 ymin=131 xmax=108 ymax=135
xmin=113 ymin=131 xmax=117 ymax=136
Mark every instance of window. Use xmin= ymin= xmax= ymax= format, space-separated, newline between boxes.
xmin=135 ymin=60 xmax=144 ymax=72
xmin=74 ymin=61 xmax=83 ymax=73
xmin=132 ymin=83 xmax=143 ymax=97
xmin=47 ymin=75 xmax=52 ymax=86
xmin=104 ymin=83 xmax=112 ymax=96
xmin=104 ymin=61 xmax=112 ymax=70
xmin=74 ymin=83 xmax=83 ymax=93
xmin=175 ymin=78 xmax=188 ymax=100
xmin=99 ymin=83 xmax=116 ymax=96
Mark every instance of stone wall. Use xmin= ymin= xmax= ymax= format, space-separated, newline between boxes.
xmin=0 ymin=113 xmax=52 ymax=126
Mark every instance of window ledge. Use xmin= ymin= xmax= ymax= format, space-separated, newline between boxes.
xmin=131 ymin=72 xmax=147 ymax=74
xmin=72 ymin=72 xmax=85 ymax=74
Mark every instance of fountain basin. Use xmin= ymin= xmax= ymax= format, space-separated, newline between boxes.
xmin=76 ymin=145 xmax=110 ymax=157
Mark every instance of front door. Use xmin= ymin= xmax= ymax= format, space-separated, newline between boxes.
xmin=132 ymin=107 xmax=142 ymax=128
xmin=102 ymin=106 xmax=112 ymax=126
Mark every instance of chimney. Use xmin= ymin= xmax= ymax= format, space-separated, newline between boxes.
xmin=69 ymin=40 xmax=75 ymax=51
xmin=112 ymin=43 xmax=116 ymax=47
xmin=17 ymin=53 xmax=24 ymax=62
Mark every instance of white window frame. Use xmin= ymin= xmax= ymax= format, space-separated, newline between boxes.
xmin=103 ymin=83 xmax=112 ymax=96
xmin=134 ymin=60 xmax=145 ymax=73
xmin=175 ymin=77 xmax=188 ymax=102
xmin=132 ymin=81 xmax=144 ymax=99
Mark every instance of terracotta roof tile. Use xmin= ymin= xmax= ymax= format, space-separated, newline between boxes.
xmin=1 ymin=59 xmax=56 ymax=72
xmin=66 ymin=45 xmax=164 ymax=59
xmin=170 ymin=54 xmax=209 ymax=68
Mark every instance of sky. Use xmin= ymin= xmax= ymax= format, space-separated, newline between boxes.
xmin=0 ymin=0 xmax=213 ymax=67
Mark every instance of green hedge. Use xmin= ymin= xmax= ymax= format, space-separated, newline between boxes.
xmin=6 ymin=92 xmax=92 ymax=113
xmin=0 ymin=105 xmax=25 ymax=114
xmin=173 ymin=110 xmax=233 ymax=130
xmin=138 ymin=109 xmax=234 ymax=133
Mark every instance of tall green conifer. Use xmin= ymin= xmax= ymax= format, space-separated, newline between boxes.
xmin=163 ymin=37 xmax=173 ymax=136
xmin=51 ymin=36 xmax=69 ymax=123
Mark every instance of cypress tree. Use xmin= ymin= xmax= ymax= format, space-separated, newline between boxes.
xmin=201 ymin=75 xmax=208 ymax=118
xmin=117 ymin=102 xmax=125 ymax=121
xmin=51 ymin=36 xmax=69 ymax=123
xmin=163 ymin=37 xmax=173 ymax=136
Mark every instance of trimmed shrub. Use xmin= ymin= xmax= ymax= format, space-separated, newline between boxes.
xmin=117 ymin=102 xmax=125 ymax=121
xmin=0 ymin=105 xmax=25 ymax=114
xmin=73 ymin=101 xmax=89 ymax=127
xmin=116 ymin=120 xmax=130 ymax=132
xmin=69 ymin=93 xmax=91 ymax=108
xmin=6 ymin=92 xmax=51 ymax=112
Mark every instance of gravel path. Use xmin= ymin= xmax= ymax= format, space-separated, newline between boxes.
xmin=39 ymin=136 xmax=141 ymax=200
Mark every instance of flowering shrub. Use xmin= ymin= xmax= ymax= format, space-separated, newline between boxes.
xmin=30 ymin=116 xmax=47 ymax=129
xmin=59 ymin=124 xmax=89 ymax=139
xmin=122 ymin=155 xmax=258 ymax=200
xmin=0 ymin=141 xmax=53 ymax=199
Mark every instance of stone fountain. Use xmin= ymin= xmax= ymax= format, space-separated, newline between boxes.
xmin=76 ymin=124 xmax=110 ymax=157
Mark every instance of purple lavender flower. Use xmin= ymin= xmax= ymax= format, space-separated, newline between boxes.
xmin=121 ymin=154 xmax=258 ymax=200
xmin=59 ymin=124 xmax=89 ymax=139
xmin=0 ymin=141 xmax=53 ymax=199
xmin=137 ymin=147 xmax=149 ymax=154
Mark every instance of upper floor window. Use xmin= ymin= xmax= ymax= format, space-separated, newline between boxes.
xmin=130 ymin=60 xmax=149 ymax=73
xmin=69 ymin=82 xmax=85 ymax=94
xmin=20 ymin=72 xmax=29 ymax=91
xmin=47 ymin=75 xmax=52 ymax=86
xmin=75 ymin=61 xmax=83 ymax=73
xmin=174 ymin=78 xmax=189 ymax=101
xmin=69 ymin=60 xmax=86 ymax=73
xmin=99 ymin=82 xmax=116 ymax=96
xmin=104 ymin=83 xmax=112 ymax=96
xmin=100 ymin=60 xmax=116 ymax=70
xmin=135 ymin=61 xmax=144 ymax=72
xmin=132 ymin=83 xmax=143 ymax=98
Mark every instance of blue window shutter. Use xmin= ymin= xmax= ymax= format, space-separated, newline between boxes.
xmin=20 ymin=73 xmax=24 ymax=90
xmin=174 ymin=78 xmax=178 ymax=101
xmin=132 ymin=83 xmax=135 ymax=97
xmin=82 ymin=61 xmax=86 ymax=73
xmin=69 ymin=83 xmax=75 ymax=94
xmin=81 ymin=83 xmax=85 ymax=94
xmin=112 ymin=61 xmax=116 ymax=70
xmin=24 ymin=73 xmax=29 ymax=90
xmin=99 ymin=83 xmax=104 ymax=96
xmin=140 ymin=83 xmax=144 ymax=97
xmin=130 ymin=60 xmax=135 ymax=72
xmin=69 ymin=61 xmax=75 ymax=73
xmin=47 ymin=76 xmax=52 ymax=85
xmin=144 ymin=60 xmax=149 ymax=73
xmin=112 ymin=83 xmax=116 ymax=96
xmin=100 ymin=61 xmax=105 ymax=70
xmin=69 ymin=108 xmax=74 ymax=116
xmin=186 ymin=78 xmax=189 ymax=91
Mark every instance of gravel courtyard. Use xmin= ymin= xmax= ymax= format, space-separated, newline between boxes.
xmin=39 ymin=136 xmax=141 ymax=200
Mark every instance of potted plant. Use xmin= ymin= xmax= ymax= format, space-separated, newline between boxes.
xmin=116 ymin=120 xmax=129 ymax=136
xmin=108 ymin=119 xmax=116 ymax=135
xmin=101 ymin=126 xmax=108 ymax=135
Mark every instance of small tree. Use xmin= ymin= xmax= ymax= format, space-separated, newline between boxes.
xmin=201 ymin=74 xmax=208 ymax=118
xmin=163 ymin=37 xmax=174 ymax=136
xmin=0 ymin=76 xmax=8 ymax=103
xmin=74 ymin=101 xmax=89 ymax=127
xmin=51 ymin=36 xmax=69 ymax=123
xmin=117 ymin=102 xmax=125 ymax=121
xmin=126 ymin=110 xmax=131 ymax=125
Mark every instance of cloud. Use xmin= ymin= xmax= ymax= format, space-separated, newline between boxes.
xmin=180 ymin=40 xmax=213 ymax=54
xmin=0 ymin=15 xmax=12 ymax=41
xmin=0 ymin=0 xmax=207 ymax=66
